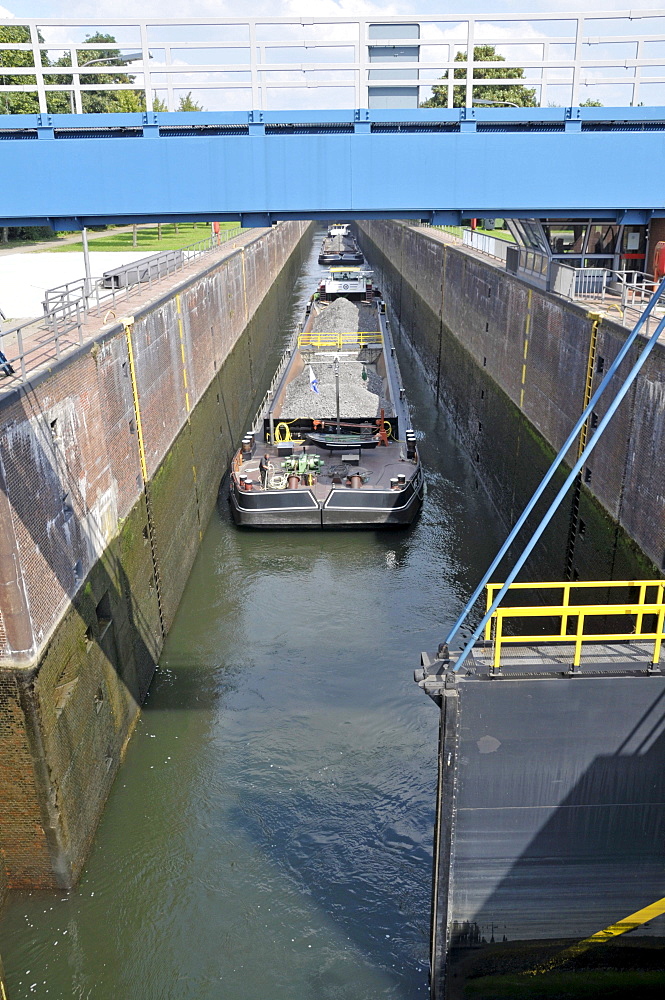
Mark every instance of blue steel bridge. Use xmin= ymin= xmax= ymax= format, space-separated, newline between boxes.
xmin=0 ymin=107 xmax=664 ymax=229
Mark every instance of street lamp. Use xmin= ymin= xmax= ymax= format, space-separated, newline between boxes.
xmin=71 ymin=51 xmax=149 ymax=112
xmin=472 ymin=99 xmax=520 ymax=107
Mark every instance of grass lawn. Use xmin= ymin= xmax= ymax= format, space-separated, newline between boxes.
xmin=477 ymin=227 xmax=515 ymax=241
xmin=1 ymin=234 xmax=63 ymax=251
xmin=41 ymin=222 xmax=242 ymax=253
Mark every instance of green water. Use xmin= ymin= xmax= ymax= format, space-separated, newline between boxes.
xmin=0 ymin=233 xmax=512 ymax=999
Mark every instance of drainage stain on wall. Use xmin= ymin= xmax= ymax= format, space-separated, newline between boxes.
xmin=358 ymin=221 xmax=662 ymax=583
xmin=0 ymin=222 xmax=311 ymax=894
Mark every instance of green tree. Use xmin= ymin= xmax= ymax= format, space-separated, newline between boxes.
xmin=0 ymin=24 xmax=53 ymax=114
xmin=579 ymin=98 xmax=603 ymax=107
xmin=177 ymin=92 xmax=204 ymax=112
xmin=51 ymin=33 xmax=145 ymax=113
xmin=421 ymin=44 xmax=537 ymax=109
xmin=153 ymin=92 xmax=205 ymax=112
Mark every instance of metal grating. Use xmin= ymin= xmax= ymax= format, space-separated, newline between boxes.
xmin=581 ymin=122 xmax=665 ymax=131
xmin=476 ymin=123 xmax=566 ymax=133
xmin=371 ymin=122 xmax=459 ymax=133
xmin=265 ymin=124 xmax=354 ymax=134
xmin=0 ymin=129 xmax=37 ymax=140
xmin=158 ymin=124 xmax=249 ymax=136
xmin=53 ymin=127 xmax=144 ymax=139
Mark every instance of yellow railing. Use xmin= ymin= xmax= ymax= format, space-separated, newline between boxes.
xmin=484 ymin=579 xmax=665 ymax=671
xmin=297 ymin=331 xmax=383 ymax=349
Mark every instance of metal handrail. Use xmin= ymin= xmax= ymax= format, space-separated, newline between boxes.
xmin=5 ymin=13 xmax=665 ymax=112
xmin=484 ymin=579 xmax=665 ymax=671
xmin=297 ymin=331 xmax=383 ymax=349
xmin=43 ymin=227 xmax=244 ymax=329
xmin=0 ymin=226 xmax=245 ymax=388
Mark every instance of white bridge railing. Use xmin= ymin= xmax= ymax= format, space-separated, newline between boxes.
xmin=1 ymin=10 xmax=664 ymax=113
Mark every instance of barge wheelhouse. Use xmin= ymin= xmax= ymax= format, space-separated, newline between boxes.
xmin=229 ymin=270 xmax=423 ymax=529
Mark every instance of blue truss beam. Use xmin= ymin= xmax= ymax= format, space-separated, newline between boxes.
xmin=0 ymin=107 xmax=664 ymax=228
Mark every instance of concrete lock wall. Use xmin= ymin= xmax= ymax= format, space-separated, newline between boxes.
xmin=0 ymin=221 xmax=310 ymax=895
xmin=358 ymin=221 xmax=665 ymax=580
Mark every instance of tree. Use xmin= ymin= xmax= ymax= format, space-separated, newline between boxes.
xmin=421 ymin=45 xmax=537 ymax=109
xmin=579 ymin=98 xmax=603 ymax=107
xmin=177 ymin=92 xmax=204 ymax=112
xmin=153 ymin=92 xmax=205 ymax=112
xmin=0 ymin=24 xmax=52 ymax=114
xmin=51 ymin=33 xmax=145 ymax=113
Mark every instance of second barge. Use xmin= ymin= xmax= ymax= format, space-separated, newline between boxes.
xmin=229 ymin=268 xmax=423 ymax=528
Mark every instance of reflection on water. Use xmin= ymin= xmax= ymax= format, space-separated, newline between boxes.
xmin=0 ymin=232 xmax=507 ymax=999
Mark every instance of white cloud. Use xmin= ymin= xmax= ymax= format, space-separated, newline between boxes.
xmin=5 ymin=1 xmax=665 ymax=17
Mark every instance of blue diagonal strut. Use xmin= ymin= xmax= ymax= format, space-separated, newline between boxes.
xmin=449 ymin=280 xmax=665 ymax=673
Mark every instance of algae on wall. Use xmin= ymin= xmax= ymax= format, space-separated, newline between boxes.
xmin=358 ymin=221 xmax=659 ymax=584
xmin=0 ymin=222 xmax=313 ymax=897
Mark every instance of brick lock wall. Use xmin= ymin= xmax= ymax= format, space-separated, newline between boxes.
xmin=359 ymin=221 xmax=663 ymax=578
xmin=0 ymin=220 xmax=310 ymax=895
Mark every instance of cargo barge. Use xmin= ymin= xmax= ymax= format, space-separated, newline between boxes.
xmin=229 ymin=267 xmax=423 ymax=528
xmin=318 ymin=224 xmax=364 ymax=265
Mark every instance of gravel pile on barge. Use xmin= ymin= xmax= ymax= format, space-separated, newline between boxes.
xmin=280 ymin=361 xmax=385 ymax=419
xmin=280 ymin=299 xmax=387 ymax=419
xmin=311 ymin=297 xmax=379 ymax=334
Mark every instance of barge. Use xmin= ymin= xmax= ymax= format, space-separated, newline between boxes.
xmin=229 ymin=268 xmax=423 ymax=529
xmin=318 ymin=241 xmax=364 ymax=265
xmin=318 ymin=226 xmax=364 ymax=265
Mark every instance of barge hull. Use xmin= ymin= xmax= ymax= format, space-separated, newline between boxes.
xmin=230 ymin=478 xmax=424 ymax=528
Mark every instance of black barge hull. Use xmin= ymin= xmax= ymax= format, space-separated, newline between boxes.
xmin=230 ymin=472 xmax=423 ymax=529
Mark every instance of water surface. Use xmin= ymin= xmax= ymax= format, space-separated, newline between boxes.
xmin=0 ymin=231 xmax=507 ymax=1000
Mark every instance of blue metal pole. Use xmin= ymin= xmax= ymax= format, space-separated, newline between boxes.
xmin=453 ymin=307 xmax=665 ymax=672
xmin=445 ymin=278 xmax=665 ymax=647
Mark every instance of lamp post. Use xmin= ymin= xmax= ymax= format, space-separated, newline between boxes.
xmin=70 ymin=51 xmax=148 ymax=113
xmin=472 ymin=99 xmax=520 ymax=107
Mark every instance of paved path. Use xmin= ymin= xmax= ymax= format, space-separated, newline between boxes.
xmin=412 ymin=226 xmax=664 ymax=337
xmin=0 ymin=223 xmax=175 ymax=257
xmin=0 ymin=228 xmax=264 ymax=398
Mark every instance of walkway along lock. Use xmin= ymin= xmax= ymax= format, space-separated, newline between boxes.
xmin=484 ymin=580 xmax=665 ymax=673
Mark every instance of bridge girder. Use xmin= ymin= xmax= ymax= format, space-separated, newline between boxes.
xmin=0 ymin=108 xmax=663 ymax=228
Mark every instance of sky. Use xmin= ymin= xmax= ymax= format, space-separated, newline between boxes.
xmin=1 ymin=1 xmax=662 ymax=109
xmin=1 ymin=1 xmax=665 ymax=20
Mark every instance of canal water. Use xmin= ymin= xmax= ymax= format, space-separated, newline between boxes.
xmin=0 ymin=232 xmax=509 ymax=999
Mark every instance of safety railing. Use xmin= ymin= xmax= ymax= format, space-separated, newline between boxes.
xmin=484 ymin=579 xmax=665 ymax=671
xmin=462 ymin=229 xmax=511 ymax=263
xmin=46 ymin=227 xmax=244 ymax=332
xmin=297 ymin=331 xmax=383 ymax=349
xmin=418 ymin=224 xmax=665 ymax=335
xmin=3 ymin=13 xmax=665 ymax=112
xmin=0 ymin=226 xmax=245 ymax=389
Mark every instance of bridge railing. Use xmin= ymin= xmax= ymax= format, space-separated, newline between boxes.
xmin=0 ymin=226 xmax=244 ymax=389
xmin=2 ymin=12 xmax=665 ymax=112
xmin=483 ymin=579 xmax=665 ymax=672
